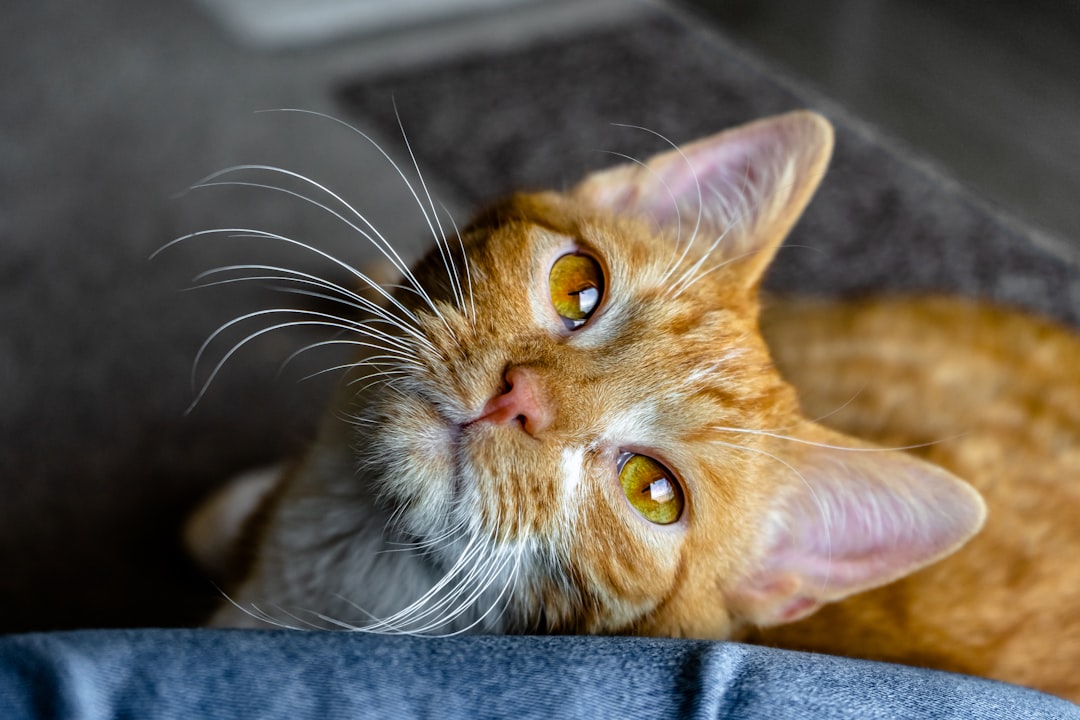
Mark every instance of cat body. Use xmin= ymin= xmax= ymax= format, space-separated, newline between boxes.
xmin=192 ymin=111 xmax=1079 ymax=700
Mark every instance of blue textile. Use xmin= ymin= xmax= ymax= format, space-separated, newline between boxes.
xmin=0 ymin=630 xmax=1076 ymax=719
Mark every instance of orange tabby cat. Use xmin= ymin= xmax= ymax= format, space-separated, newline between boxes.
xmin=189 ymin=111 xmax=1079 ymax=701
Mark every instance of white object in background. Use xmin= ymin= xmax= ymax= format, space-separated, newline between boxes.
xmin=196 ymin=0 xmax=549 ymax=48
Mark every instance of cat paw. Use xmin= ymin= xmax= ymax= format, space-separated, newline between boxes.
xmin=184 ymin=465 xmax=282 ymax=584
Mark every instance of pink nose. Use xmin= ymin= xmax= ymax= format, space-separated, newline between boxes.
xmin=474 ymin=366 xmax=553 ymax=436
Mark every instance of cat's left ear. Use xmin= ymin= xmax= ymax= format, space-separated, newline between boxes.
xmin=726 ymin=422 xmax=986 ymax=627
xmin=574 ymin=111 xmax=834 ymax=289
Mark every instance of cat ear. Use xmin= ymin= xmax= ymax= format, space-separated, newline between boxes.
xmin=574 ymin=111 xmax=834 ymax=288
xmin=728 ymin=423 xmax=986 ymax=627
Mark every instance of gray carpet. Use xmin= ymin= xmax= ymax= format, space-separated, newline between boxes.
xmin=2 ymin=1 xmax=1078 ymax=633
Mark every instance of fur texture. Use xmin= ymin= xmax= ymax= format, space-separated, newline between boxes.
xmin=748 ymin=296 xmax=1080 ymax=698
xmin=191 ymin=111 xmax=1078 ymax=700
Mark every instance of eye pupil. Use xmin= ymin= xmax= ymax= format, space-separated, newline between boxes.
xmin=549 ymin=253 xmax=604 ymax=330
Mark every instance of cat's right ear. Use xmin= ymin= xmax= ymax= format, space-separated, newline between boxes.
xmin=574 ymin=111 xmax=834 ymax=289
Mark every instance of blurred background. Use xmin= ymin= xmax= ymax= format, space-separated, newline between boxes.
xmin=1 ymin=0 xmax=1077 ymax=633
xmin=187 ymin=0 xmax=1080 ymax=239
xmin=697 ymin=0 xmax=1080 ymax=246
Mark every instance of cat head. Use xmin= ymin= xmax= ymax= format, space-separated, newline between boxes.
xmin=356 ymin=111 xmax=986 ymax=637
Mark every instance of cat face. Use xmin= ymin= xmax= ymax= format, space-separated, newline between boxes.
xmin=346 ymin=112 xmax=985 ymax=637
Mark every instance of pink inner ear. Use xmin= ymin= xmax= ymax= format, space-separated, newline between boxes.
xmin=574 ymin=111 xmax=834 ymax=290
xmin=735 ymin=443 xmax=985 ymax=626
xmin=768 ymin=466 xmax=968 ymax=590
xmin=619 ymin=132 xmax=786 ymax=232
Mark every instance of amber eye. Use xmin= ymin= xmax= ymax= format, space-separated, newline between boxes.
xmin=548 ymin=253 xmax=604 ymax=330
xmin=618 ymin=453 xmax=684 ymax=525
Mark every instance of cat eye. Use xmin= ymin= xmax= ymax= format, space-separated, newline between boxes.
xmin=618 ymin=452 xmax=684 ymax=525
xmin=549 ymin=252 xmax=604 ymax=330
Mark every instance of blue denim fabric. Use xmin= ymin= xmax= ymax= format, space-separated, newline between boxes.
xmin=0 ymin=630 xmax=1076 ymax=719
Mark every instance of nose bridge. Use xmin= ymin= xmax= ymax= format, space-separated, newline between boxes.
xmin=471 ymin=327 xmax=609 ymax=437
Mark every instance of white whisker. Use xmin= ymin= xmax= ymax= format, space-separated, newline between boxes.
xmin=356 ymin=532 xmax=488 ymax=633
xmin=436 ymin=197 xmax=475 ymax=326
xmin=609 ymin=124 xmax=705 ymax=287
xmin=256 ymin=108 xmax=460 ymax=336
xmin=186 ymin=177 xmax=425 ymax=297
xmin=190 ymin=314 xmax=417 ymax=412
xmin=259 ymin=109 xmax=442 ymax=252
xmin=191 ymin=264 xmax=426 ymax=343
xmin=671 ymin=247 xmax=758 ymax=297
xmin=154 ymin=227 xmax=431 ymax=326
xmin=280 ymin=346 xmax=416 ymax=384
xmin=215 ymin=588 xmax=306 ymax=631
xmin=194 ymin=306 xmax=417 ymax=385
xmin=597 ymin=149 xmax=690 ymax=286
xmin=380 ymin=517 xmax=468 ymax=555
xmin=710 ymin=424 xmax=958 ymax=453
xmin=669 ymin=182 xmax=753 ymax=297
xmin=393 ymin=102 xmax=465 ymax=321
xmin=424 ymin=541 xmax=520 ymax=637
